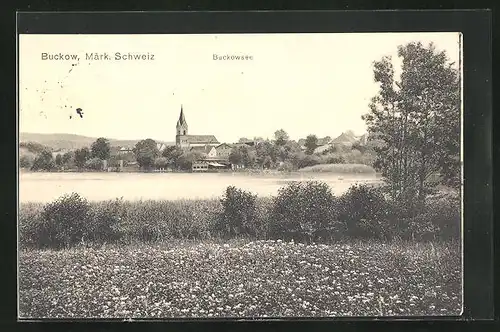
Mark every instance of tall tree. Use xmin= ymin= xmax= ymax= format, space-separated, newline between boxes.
xmin=62 ymin=151 xmax=74 ymax=167
xmin=363 ymin=42 xmax=460 ymax=209
xmin=229 ymin=145 xmax=255 ymax=167
xmin=133 ymin=139 xmax=159 ymax=170
xmin=154 ymin=157 xmax=168 ymax=170
xmin=31 ymin=151 xmax=55 ymax=171
xmin=176 ymin=151 xmax=204 ymax=170
xmin=255 ymin=141 xmax=276 ymax=168
xmin=90 ymin=137 xmax=111 ymax=160
xmin=274 ymin=129 xmax=289 ymax=146
xmin=162 ymin=146 xmax=184 ymax=168
xmin=55 ymin=154 xmax=63 ymax=167
xmin=74 ymin=147 xmax=90 ymax=169
xmin=305 ymin=135 xmax=319 ymax=155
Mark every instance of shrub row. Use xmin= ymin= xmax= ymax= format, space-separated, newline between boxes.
xmin=19 ymin=182 xmax=460 ymax=249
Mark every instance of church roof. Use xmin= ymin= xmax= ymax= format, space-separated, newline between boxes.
xmin=184 ymin=135 xmax=219 ymax=144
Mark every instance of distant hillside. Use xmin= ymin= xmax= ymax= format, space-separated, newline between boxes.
xmin=20 ymin=133 xmax=174 ymax=151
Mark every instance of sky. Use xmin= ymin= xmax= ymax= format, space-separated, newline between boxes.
xmin=19 ymin=33 xmax=461 ymax=143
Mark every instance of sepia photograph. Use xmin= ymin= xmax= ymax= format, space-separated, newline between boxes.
xmin=18 ymin=32 xmax=462 ymax=319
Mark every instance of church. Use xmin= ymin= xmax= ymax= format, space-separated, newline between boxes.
xmin=175 ymin=105 xmax=220 ymax=149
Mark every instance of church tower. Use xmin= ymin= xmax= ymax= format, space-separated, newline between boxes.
xmin=176 ymin=105 xmax=189 ymax=147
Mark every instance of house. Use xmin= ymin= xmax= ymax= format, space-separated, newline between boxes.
xmin=215 ymin=143 xmax=233 ymax=160
xmin=156 ymin=142 xmax=168 ymax=152
xmin=51 ymin=149 xmax=69 ymax=159
xmin=317 ymin=137 xmax=332 ymax=146
xmin=118 ymin=146 xmax=133 ymax=155
xmin=331 ymin=132 xmax=357 ymax=148
xmin=175 ymin=105 xmax=220 ymax=149
xmin=190 ymin=145 xmax=217 ymax=158
xmin=313 ymin=144 xmax=332 ymax=154
xmin=192 ymin=160 xmax=231 ymax=172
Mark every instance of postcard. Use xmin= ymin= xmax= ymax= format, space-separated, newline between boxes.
xmin=18 ymin=32 xmax=463 ymax=319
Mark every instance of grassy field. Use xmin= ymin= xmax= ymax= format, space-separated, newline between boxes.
xmin=19 ymin=239 xmax=462 ymax=318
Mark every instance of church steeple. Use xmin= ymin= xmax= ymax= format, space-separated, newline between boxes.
xmin=176 ymin=105 xmax=188 ymax=136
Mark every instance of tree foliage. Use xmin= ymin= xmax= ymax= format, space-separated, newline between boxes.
xmin=162 ymin=146 xmax=184 ymax=168
xmin=362 ymin=42 xmax=461 ymax=209
xmin=74 ymin=148 xmax=90 ymax=169
xmin=90 ymin=138 xmax=111 ymax=160
xmin=31 ymin=151 xmax=55 ymax=171
xmin=176 ymin=151 xmax=204 ymax=170
xmin=19 ymin=155 xmax=33 ymax=168
xmin=154 ymin=157 xmax=168 ymax=169
xmin=55 ymin=154 xmax=63 ymax=167
xmin=274 ymin=129 xmax=289 ymax=146
xmin=305 ymin=135 xmax=318 ymax=155
xmin=62 ymin=151 xmax=74 ymax=168
xmin=255 ymin=141 xmax=276 ymax=168
xmin=229 ymin=145 xmax=255 ymax=167
xmin=134 ymin=139 xmax=159 ymax=170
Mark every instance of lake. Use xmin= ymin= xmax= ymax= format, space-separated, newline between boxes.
xmin=19 ymin=172 xmax=382 ymax=203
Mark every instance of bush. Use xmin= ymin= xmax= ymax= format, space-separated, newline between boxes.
xmin=38 ymin=193 xmax=91 ymax=248
xmin=326 ymin=156 xmax=345 ymax=164
xmin=18 ymin=185 xmax=461 ymax=248
xmin=112 ymin=199 xmax=219 ymax=243
xmin=270 ymin=181 xmax=338 ymax=242
xmin=156 ymin=200 xmax=217 ymax=240
xmin=217 ymin=186 xmax=258 ymax=238
xmin=428 ymin=192 xmax=461 ymax=240
xmin=398 ymin=191 xmax=461 ymax=241
xmin=87 ymin=198 xmax=126 ymax=244
xmin=337 ymin=184 xmax=393 ymax=240
xmin=18 ymin=203 xmax=44 ymax=248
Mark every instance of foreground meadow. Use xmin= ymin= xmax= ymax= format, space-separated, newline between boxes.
xmin=19 ymin=240 xmax=462 ymax=318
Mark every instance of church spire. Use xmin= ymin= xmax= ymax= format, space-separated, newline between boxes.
xmin=177 ymin=105 xmax=187 ymax=126
xmin=176 ymin=104 xmax=188 ymax=136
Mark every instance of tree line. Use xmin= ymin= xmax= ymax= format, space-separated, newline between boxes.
xmin=22 ymin=130 xmax=377 ymax=172
xmin=22 ymin=138 xmax=113 ymax=171
xmin=227 ymin=130 xmax=377 ymax=171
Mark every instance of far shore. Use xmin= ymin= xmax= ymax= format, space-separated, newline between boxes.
xmin=19 ymin=163 xmax=380 ymax=177
xmin=19 ymin=168 xmax=383 ymax=179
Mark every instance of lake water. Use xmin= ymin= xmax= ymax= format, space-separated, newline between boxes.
xmin=19 ymin=172 xmax=382 ymax=203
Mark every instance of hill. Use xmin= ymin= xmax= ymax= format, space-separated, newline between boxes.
xmin=20 ymin=133 xmax=174 ymax=151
